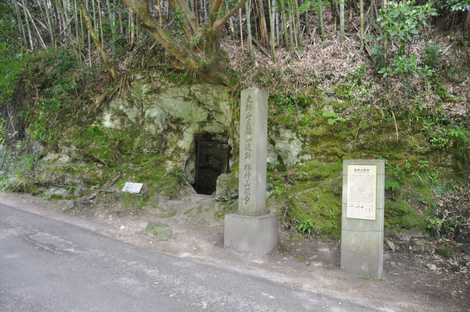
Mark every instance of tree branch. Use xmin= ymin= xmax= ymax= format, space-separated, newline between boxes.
xmin=212 ymin=0 xmax=246 ymax=32
xmin=209 ymin=0 xmax=224 ymax=24
xmin=80 ymin=3 xmax=117 ymax=80
xmin=170 ymin=0 xmax=198 ymax=35
xmin=123 ymin=0 xmax=200 ymax=71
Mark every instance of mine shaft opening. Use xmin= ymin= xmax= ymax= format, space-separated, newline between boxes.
xmin=192 ymin=134 xmax=230 ymax=195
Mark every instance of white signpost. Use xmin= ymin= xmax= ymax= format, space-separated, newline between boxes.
xmin=341 ymin=160 xmax=385 ymax=279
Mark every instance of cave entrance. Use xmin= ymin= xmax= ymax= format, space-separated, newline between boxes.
xmin=193 ymin=134 xmax=230 ymax=195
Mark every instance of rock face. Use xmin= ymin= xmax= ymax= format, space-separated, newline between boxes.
xmin=101 ymin=77 xmax=234 ymax=177
xmin=272 ymin=128 xmax=303 ymax=167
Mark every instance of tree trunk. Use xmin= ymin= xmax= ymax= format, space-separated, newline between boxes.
xmin=360 ymin=0 xmax=364 ymax=49
xmin=246 ymin=0 xmax=254 ymax=57
xmin=318 ymin=1 xmax=324 ymax=40
xmin=464 ymin=10 xmax=470 ymax=45
xmin=339 ymin=0 xmax=345 ymax=41
xmin=80 ymin=3 xmax=117 ymax=79
xmin=256 ymin=0 xmax=269 ymax=47
xmin=269 ymin=0 xmax=276 ymax=61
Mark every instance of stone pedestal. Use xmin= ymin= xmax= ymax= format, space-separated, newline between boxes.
xmin=341 ymin=160 xmax=385 ymax=279
xmin=224 ymin=214 xmax=278 ymax=255
xmin=224 ymin=87 xmax=278 ymax=255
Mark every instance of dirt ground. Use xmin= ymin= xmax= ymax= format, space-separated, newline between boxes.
xmin=0 ymin=191 xmax=468 ymax=312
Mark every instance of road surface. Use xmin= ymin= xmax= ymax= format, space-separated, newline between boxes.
xmin=0 ymin=203 xmax=378 ymax=312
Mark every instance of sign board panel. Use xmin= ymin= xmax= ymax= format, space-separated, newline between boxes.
xmin=122 ymin=182 xmax=144 ymax=194
xmin=346 ymin=165 xmax=377 ymax=220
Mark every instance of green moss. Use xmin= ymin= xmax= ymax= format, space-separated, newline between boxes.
xmin=121 ymin=192 xmax=147 ymax=212
xmin=385 ymin=199 xmax=426 ymax=231
xmin=265 ymin=86 xmax=468 ymax=238
xmin=270 ymin=160 xmax=342 ymax=237
xmin=145 ymin=222 xmax=172 ymax=240
xmin=435 ymin=243 xmax=455 ymax=258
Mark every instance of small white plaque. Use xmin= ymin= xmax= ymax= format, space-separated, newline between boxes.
xmin=122 ymin=182 xmax=144 ymax=194
xmin=347 ymin=165 xmax=377 ymax=220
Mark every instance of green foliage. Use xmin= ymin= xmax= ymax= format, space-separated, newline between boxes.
xmin=320 ymin=111 xmax=345 ymax=125
xmin=373 ymin=1 xmax=436 ymax=77
xmin=0 ymin=3 xmax=18 ymax=48
xmin=266 ymin=88 xmax=469 ymax=238
xmin=271 ymin=160 xmax=342 ymax=237
xmin=295 ymin=219 xmax=315 ymax=235
xmin=0 ymin=44 xmax=27 ymax=104
xmin=20 ymin=49 xmax=90 ymax=144
xmin=73 ymin=125 xmax=129 ymax=164
xmin=413 ymin=103 xmax=470 ymax=172
xmin=446 ymin=0 xmax=470 ymax=12
xmin=435 ymin=243 xmax=455 ymax=258
xmin=1 ymin=154 xmax=38 ymax=193
xmin=72 ymin=122 xmax=185 ymax=199
xmin=386 ymin=199 xmax=426 ymax=231
xmin=28 ymin=98 xmax=62 ymax=142
xmin=426 ymin=210 xmax=466 ymax=239
xmin=378 ymin=1 xmax=436 ymax=53
xmin=145 ymin=223 xmax=172 ymax=240
xmin=378 ymin=54 xmax=418 ymax=77
xmin=423 ymin=42 xmax=442 ymax=70
xmin=298 ymin=0 xmax=328 ymax=13
xmin=0 ymin=118 xmax=6 ymax=145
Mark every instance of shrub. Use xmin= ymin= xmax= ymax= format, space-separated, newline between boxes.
xmin=373 ymin=1 xmax=437 ymax=77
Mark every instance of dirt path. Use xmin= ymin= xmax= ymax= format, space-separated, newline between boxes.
xmin=0 ymin=192 xmax=468 ymax=312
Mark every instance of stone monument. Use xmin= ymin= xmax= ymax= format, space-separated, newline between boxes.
xmin=341 ymin=159 xmax=385 ymax=278
xmin=224 ymin=87 xmax=279 ymax=255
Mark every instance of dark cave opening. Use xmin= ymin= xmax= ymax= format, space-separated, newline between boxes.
xmin=192 ymin=134 xmax=230 ymax=195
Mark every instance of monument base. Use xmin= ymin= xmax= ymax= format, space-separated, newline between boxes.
xmin=341 ymin=230 xmax=384 ymax=279
xmin=224 ymin=213 xmax=278 ymax=255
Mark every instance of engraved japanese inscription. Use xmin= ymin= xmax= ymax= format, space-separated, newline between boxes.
xmin=346 ymin=165 xmax=377 ymax=220
xmin=241 ymin=94 xmax=254 ymax=207
xmin=237 ymin=88 xmax=268 ymax=216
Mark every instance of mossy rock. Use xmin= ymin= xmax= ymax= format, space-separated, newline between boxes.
xmin=145 ymin=223 xmax=172 ymax=241
xmin=215 ymin=173 xmax=238 ymax=201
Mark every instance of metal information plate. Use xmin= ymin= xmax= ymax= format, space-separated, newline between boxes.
xmin=346 ymin=165 xmax=377 ymax=220
xmin=122 ymin=182 xmax=144 ymax=194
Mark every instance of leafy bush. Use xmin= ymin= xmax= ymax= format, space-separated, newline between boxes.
xmin=378 ymin=1 xmax=436 ymax=55
xmin=0 ymin=44 xmax=27 ymax=104
xmin=295 ymin=218 xmax=315 ymax=235
xmin=446 ymin=0 xmax=470 ymax=12
xmin=373 ymin=1 xmax=437 ymax=77
xmin=379 ymin=54 xmax=418 ymax=77
xmin=423 ymin=42 xmax=442 ymax=70
xmin=0 ymin=3 xmax=27 ymax=104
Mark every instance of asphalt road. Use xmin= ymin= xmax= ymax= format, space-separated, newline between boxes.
xmin=0 ymin=204 xmax=378 ymax=312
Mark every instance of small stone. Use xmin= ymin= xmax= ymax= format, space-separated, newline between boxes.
xmin=45 ymin=187 xmax=70 ymax=199
xmin=62 ymin=200 xmax=75 ymax=211
xmin=386 ymin=239 xmax=396 ymax=252
xmin=31 ymin=141 xmax=45 ymax=156
xmin=426 ymin=263 xmax=438 ymax=271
